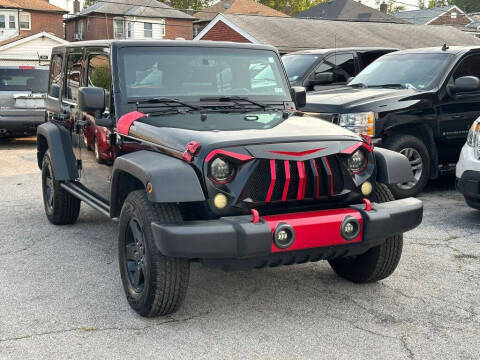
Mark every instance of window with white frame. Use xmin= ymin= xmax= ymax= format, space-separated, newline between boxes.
xmin=160 ymin=19 xmax=165 ymax=37
xmin=9 ymin=15 xmax=15 ymax=28
xmin=86 ymin=17 xmax=90 ymax=32
xmin=19 ymin=13 xmax=30 ymax=30
xmin=127 ymin=22 xmax=133 ymax=38
xmin=144 ymin=22 xmax=152 ymax=38
xmin=451 ymin=12 xmax=457 ymax=19
xmin=114 ymin=19 xmax=124 ymax=39
xmin=0 ymin=15 xmax=5 ymax=29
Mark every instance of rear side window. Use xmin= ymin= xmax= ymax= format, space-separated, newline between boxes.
xmin=65 ymin=53 xmax=83 ymax=102
xmin=49 ymin=54 xmax=63 ymax=98
xmin=0 ymin=68 xmax=48 ymax=92
xmin=453 ymin=54 xmax=480 ymax=80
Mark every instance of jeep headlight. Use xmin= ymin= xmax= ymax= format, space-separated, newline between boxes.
xmin=467 ymin=120 xmax=480 ymax=158
xmin=339 ymin=112 xmax=375 ymax=136
xmin=348 ymin=149 xmax=368 ymax=174
xmin=209 ymin=157 xmax=235 ymax=183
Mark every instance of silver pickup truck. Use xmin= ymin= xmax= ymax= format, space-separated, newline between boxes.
xmin=0 ymin=66 xmax=48 ymax=138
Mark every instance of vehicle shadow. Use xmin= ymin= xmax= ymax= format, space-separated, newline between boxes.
xmin=0 ymin=136 xmax=36 ymax=149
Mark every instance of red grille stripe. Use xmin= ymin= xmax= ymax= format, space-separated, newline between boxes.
xmin=205 ymin=149 xmax=253 ymax=162
xmin=266 ymin=159 xmax=277 ymax=202
xmin=282 ymin=160 xmax=290 ymax=201
xmin=311 ymin=159 xmax=320 ymax=199
xmin=297 ymin=161 xmax=306 ymax=200
xmin=323 ymin=157 xmax=334 ymax=196
xmin=268 ymin=148 xmax=327 ymax=157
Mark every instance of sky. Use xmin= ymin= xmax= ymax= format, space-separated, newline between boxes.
xmin=358 ymin=0 xmax=420 ymax=11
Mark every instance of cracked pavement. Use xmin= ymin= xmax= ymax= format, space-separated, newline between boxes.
xmin=0 ymin=138 xmax=479 ymax=359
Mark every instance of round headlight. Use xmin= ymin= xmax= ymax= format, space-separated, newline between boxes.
xmin=348 ymin=150 xmax=367 ymax=174
xmin=210 ymin=157 xmax=234 ymax=183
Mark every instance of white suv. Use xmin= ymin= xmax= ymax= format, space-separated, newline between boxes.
xmin=456 ymin=117 xmax=480 ymax=209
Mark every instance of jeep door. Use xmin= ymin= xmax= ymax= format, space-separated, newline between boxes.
xmin=438 ymin=52 xmax=480 ymax=161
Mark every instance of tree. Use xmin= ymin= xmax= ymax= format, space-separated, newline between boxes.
xmin=427 ymin=0 xmax=448 ymax=7
xmin=375 ymin=0 xmax=405 ymax=13
xmin=258 ymin=0 xmax=330 ymax=16
xmin=418 ymin=0 xmax=426 ymax=9
xmin=450 ymin=0 xmax=480 ymax=12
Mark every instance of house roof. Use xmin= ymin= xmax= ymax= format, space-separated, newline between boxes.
xmin=393 ymin=5 xmax=468 ymax=25
xmin=0 ymin=31 xmax=68 ymax=49
xmin=65 ymin=0 xmax=194 ymax=21
xmin=294 ymin=0 xmax=406 ymax=24
xmin=466 ymin=20 xmax=480 ymax=29
xmin=195 ymin=14 xmax=480 ymax=53
xmin=193 ymin=0 xmax=288 ymax=22
xmin=0 ymin=0 xmax=67 ymax=13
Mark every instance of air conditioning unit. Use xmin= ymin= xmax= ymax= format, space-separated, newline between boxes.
xmin=73 ymin=33 xmax=83 ymax=41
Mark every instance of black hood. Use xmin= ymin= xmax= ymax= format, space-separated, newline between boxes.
xmin=302 ymin=87 xmax=423 ymax=114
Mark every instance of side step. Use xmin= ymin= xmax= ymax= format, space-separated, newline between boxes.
xmin=60 ymin=181 xmax=111 ymax=218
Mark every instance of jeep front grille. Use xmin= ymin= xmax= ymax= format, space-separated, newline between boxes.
xmin=241 ymin=156 xmax=344 ymax=203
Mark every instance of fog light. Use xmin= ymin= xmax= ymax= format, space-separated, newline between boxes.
xmin=340 ymin=216 xmax=360 ymax=241
xmin=213 ymin=193 xmax=228 ymax=209
xmin=273 ymin=223 xmax=295 ymax=249
xmin=361 ymin=181 xmax=372 ymax=196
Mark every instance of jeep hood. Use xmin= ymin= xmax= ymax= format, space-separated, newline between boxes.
xmin=128 ymin=113 xmax=360 ymax=156
xmin=302 ymin=87 xmax=422 ymax=114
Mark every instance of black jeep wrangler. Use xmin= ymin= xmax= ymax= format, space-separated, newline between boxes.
xmin=37 ymin=40 xmax=423 ymax=317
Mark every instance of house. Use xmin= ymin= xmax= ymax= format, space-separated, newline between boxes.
xmin=294 ymin=0 xmax=407 ymax=24
xmin=64 ymin=0 xmax=195 ymax=42
xmin=393 ymin=5 xmax=472 ymax=26
xmin=193 ymin=0 xmax=288 ymax=36
xmin=50 ymin=0 xmax=85 ymax=15
xmin=0 ymin=0 xmax=67 ymax=66
xmin=194 ymin=14 xmax=480 ymax=54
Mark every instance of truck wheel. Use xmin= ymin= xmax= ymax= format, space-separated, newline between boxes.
xmin=118 ymin=190 xmax=190 ymax=317
xmin=384 ymin=134 xmax=430 ymax=198
xmin=328 ymin=183 xmax=403 ymax=283
xmin=41 ymin=150 xmax=81 ymax=225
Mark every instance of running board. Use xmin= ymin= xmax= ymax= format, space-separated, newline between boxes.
xmin=60 ymin=181 xmax=111 ymax=218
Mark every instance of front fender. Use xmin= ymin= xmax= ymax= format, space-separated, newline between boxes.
xmin=36 ymin=122 xmax=78 ymax=181
xmin=111 ymin=150 xmax=206 ymax=215
xmin=374 ymin=147 xmax=414 ymax=184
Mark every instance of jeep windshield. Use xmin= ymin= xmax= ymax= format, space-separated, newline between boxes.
xmin=349 ymin=53 xmax=453 ymax=90
xmin=119 ymin=47 xmax=291 ymax=104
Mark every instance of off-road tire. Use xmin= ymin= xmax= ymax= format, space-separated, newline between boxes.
xmin=118 ymin=190 xmax=190 ymax=317
xmin=328 ymin=183 xmax=403 ymax=283
xmin=384 ymin=134 xmax=430 ymax=199
xmin=41 ymin=150 xmax=81 ymax=225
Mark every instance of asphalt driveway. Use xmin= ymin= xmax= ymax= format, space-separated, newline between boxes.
xmin=0 ymin=138 xmax=479 ymax=359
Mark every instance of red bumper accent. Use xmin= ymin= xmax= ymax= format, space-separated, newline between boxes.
xmin=263 ymin=208 xmax=363 ymax=253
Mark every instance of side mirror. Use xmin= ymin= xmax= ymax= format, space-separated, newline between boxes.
xmin=291 ymin=86 xmax=306 ymax=108
xmin=78 ymin=87 xmax=105 ymax=113
xmin=313 ymin=71 xmax=334 ymax=84
xmin=452 ymin=76 xmax=480 ymax=93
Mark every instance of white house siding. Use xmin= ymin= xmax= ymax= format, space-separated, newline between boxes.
xmin=126 ymin=17 xmax=165 ymax=40
xmin=0 ymin=9 xmax=19 ymax=42
xmin=0 ymin=35 xmax=67 ymax=66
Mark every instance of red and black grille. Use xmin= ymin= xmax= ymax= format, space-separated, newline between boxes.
xmin=241 ymin=156 xmax=344 ymax=203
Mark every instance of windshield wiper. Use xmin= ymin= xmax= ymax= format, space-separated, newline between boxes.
xmin=349 ymin=83 xmax=367 ymax=88
xmin=131 ymin=97 xmax=202 ymax=111
xmin=199 ymin=96 xmax=268 ymax=110
xmin=369 ymin=84 xmax=406 ymax=89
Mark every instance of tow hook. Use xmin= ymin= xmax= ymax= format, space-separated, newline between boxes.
xmin=251 ymin=209 xmax=260 ymax=223
xmin=363 ymin=198 xmax=372 ymax=211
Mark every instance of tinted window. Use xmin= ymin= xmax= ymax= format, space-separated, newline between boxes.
xmin=453 ymin=54 xmax=480 ymax=80
xmin=282 ymin=54 xmax=320 ymax=81
xmin=65 ymin=53 xmax=83 ymax=102
xmin=120 ymin=47 xmax=290 ymax=100
xmin=49 ymin=54 xmax=63 ymax=98
xmin=350 ymin=53 xmax=453 ymax=90
xmin=0 ymin=68 xmax=48 ymax=92
xmin=316 ymin=53 xmax=355 ymax=83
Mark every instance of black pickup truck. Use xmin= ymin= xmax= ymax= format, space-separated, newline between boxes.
xmin=302 ymin=46 xmax=480 ymax=198
xmin=282 ymin=48 xmax=397 ymax=92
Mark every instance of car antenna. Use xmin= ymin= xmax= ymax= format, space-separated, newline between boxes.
xmin=442 ymin=43 xmax=449 ymax=51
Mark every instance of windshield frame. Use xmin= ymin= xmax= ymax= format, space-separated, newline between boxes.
xmin=349 ymin=52 xmax=455 ymax=91
xmin=115 ymin=45 xmax=294 ymax=105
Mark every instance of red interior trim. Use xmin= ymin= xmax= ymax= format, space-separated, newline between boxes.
xmin=266 ymin=159 xmax=277 ymax=202
xmin=282 ymin=160 xmax=290 ymax=201
xmin=323 ymin=157 xmax=334 ymax=196
xmin=268 ymin=148 xmax=327 ymax=157
xmin=264 ymin=208 xmax=363 ymax=253
xmin=117 ymin=111 xmax=146 ymax=135
xmin=205 ymin=149 xmax=253 ymax=162
xmin=297 ymin=161 xmax=306 ymax=200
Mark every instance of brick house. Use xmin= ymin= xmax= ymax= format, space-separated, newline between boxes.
xmin=394 ymin=5 xmax=472 ymax=26
xmin=64 ymin=0 xmax=194 ymax=42
xmin=193 ymin=0 xmax=288 ymax=36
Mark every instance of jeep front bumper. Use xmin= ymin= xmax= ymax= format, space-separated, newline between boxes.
xmin=151 ymin=198 xmax=422 ymax=262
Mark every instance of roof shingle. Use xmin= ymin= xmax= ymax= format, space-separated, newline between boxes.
xmin=0 ymin=0 xmax=67 ymax=13
xmin=194 ymin=0 xmax=288 ymax=22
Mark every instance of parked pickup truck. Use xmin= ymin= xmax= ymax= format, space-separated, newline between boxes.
xmin=302 ymin=46 xmax=480 ymax=198
xmin=0 ymin=66 xmax=48 ymax=137
xmin=282 ymin=48 xmax=397 ymax=92
xmin=37 ymin=40 xmax=422 ymax=317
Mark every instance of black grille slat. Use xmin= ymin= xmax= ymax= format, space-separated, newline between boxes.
xmin=241 ymin=161 xmax=270 ymax=201
xmin=287 ymin=161 xmax=299 ymax=199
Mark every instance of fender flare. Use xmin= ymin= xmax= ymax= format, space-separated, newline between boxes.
xmin=111 ymin=150 xmax=206 ymax=216
xmin=36 ymin=122 xmax=79 ymax=181
xmin=374 ymin=147 xmax=414 ymax=185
